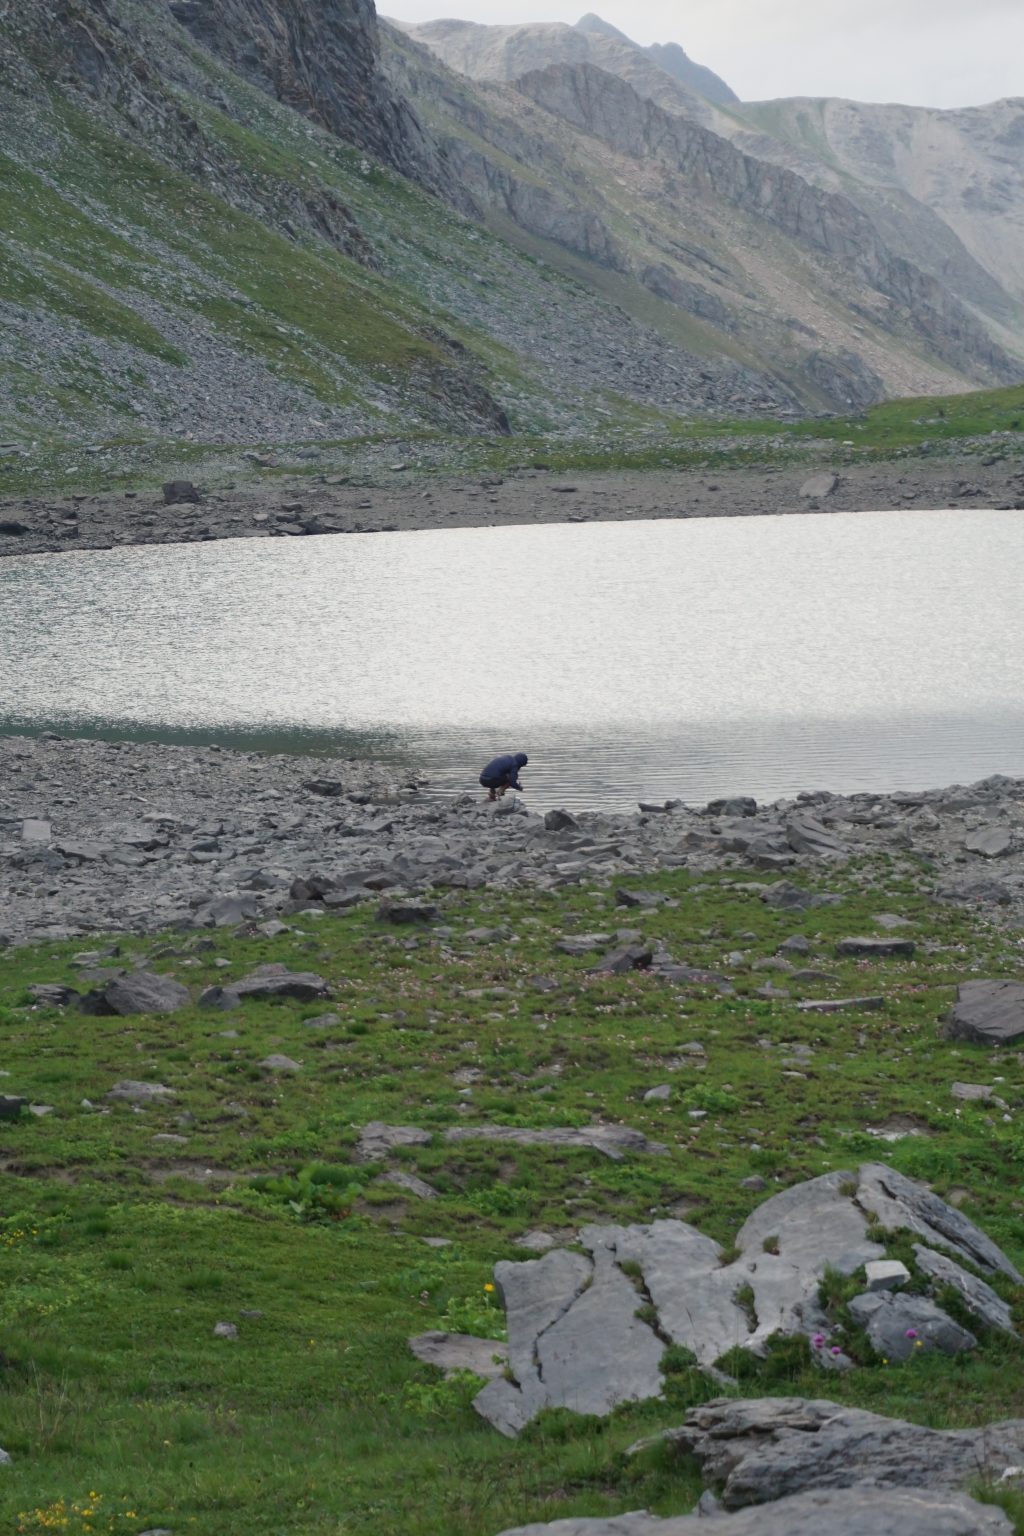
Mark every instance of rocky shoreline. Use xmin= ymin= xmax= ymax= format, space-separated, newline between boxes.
xmin=2 ymin=453 xmax=1024 ymax=558
xmin=2 ymin=733 xmax=1023 ymax=947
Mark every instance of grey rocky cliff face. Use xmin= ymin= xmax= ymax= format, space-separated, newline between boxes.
xmin=513 ymin=63 xmax=1022 ymax=388
xmin=13 ymin=0 xmax=376 ymax=265
xmin=168 ymin=0 xmax=452 ymax=201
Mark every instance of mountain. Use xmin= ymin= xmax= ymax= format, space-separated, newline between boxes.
xmin=391 ymin=15 xmax=725 ymax=127
xmin=386 ymin=22 xmax=1022 ymax=404
xmin=0 ymin=0 xmax=1021 ymax=456
xmin=574 ymin=13 xmax=739 ymax=106
xmin=726 ymin=96 xmax=1024 ymax=339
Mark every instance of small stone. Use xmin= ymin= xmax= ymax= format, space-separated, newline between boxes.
xmin=378 ymin=900 xmax=439 ymax=924
xmin=515 ymin=1230 xmax=557 ymax=1252
xmin=643 ymin=1085 xmax=671 ymax=1102
xmin=865 ymin=1259 xmax=910 ymax=1292
xmin=213 ymin=1321 xmax=238 ymax=1340
xmin=800 ymin=471 xmax=839 ymax=498
xmin=544 ymin=809 xmax=578 ymax=831
xmin=952 ymin=1082 xmax=993 ymax=1102
xmin=163 ymin=479 xmax=201 ymax=505
xmin=259 ymin=1055 xmax=300 ymax=1073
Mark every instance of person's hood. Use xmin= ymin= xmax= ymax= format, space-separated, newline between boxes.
xmin=515 ymin=753 xmax=528 ymax=766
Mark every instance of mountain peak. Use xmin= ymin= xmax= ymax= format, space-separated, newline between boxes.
xmin=575 ymin=13 xmax=633 ymax=44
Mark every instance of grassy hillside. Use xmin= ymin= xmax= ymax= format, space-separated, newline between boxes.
xmin=1 ymin=862 xmax=1023 ymax=1534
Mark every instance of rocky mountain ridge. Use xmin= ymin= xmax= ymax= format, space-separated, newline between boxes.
xmin=401 ymin=12 xmax=1024 ymax=395
xmin=0 ymin=0 xmax=1022 ymax=451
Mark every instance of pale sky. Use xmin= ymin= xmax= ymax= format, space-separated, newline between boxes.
xmin=382 ymin=0 xmax=1024 ymax=109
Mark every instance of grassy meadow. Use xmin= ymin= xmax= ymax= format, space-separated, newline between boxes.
xmin=1 ymin=860 xmax=1024 ymax=1533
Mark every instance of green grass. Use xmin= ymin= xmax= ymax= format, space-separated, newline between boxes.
xmin=1 ymin=858 xmax=1023 ymax=1532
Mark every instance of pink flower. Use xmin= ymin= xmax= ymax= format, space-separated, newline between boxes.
xmin=905 ymin=1328 xmax=918 ymax=1339
xmin=830 ymin=1346 xmax=842 ymax=1356
xmin=812 ymin=1333 xmax=826 ymax=1348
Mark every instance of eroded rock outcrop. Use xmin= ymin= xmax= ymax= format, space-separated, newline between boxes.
xmin=653 ymin=1397 xmax=1024 ymax=1509
xmin=473 ymin=1165 xmax=1021 ymax=1435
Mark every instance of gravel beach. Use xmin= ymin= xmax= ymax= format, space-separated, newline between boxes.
xmin=3 ymin=455 xmax=1024 ymax=557
xmin=2 ymin=733 xmax=1023 ymax=948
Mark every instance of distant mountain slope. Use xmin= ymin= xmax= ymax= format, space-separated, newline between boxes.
xmin=728 ymin=96 xmax=1024 ymax=328
xmin=1 ymin=0 xmax=1021 ymax=454
xmin=386 ymin=24 xmax=1022 ymax=406
xmin=0 ymin=0 xmax=794 ymax=448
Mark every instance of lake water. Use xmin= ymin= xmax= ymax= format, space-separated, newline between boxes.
xmin=2 ymin=509 xmax=1023 ymax=812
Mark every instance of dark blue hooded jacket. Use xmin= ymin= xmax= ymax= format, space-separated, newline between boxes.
xmin=480 ymin=752 xmax=528 ymax=789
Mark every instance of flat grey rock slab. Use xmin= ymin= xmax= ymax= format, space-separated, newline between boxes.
xmin=658 ymin=1397 xmax=1024 ymax=1510
xmin=796 ymin=996 xmax=883 ymax=1014
xmin=848 ymin=1290 xmax=977 ymax=1358
xmin=964 ymin=826 xmax=1013 ymax=858
xmin=951 ymin=1081 xmax=994 ymax=1101
xmin=494 ymin=1488 xmax=1013 ymax=1536
xmin=80 ymin=971 xmax=190 ymax=1015
xmin=473 ymin=1165 xmax=1021 ymax=1434
xmin=834 ymin=936 xmax=916 ymax=957
xmin=21 ymin=819 xmax=51 ymax=843
xmin=380 ymin=1169 xmax=439 ymax=1200
xmin=555 ymin=933 xmax=612 ymax=955
xmin=765 ymin=883 xmax=842 ymax=911
xmin=943 ymin=980 xmax=1024 ymax=1047
xmin=913 ymin=1244 xmax=1015 ymax=1332
xmin=355 ymin=1122 xmax=433 ymax=1162
xmin=936 ymin=877 xmax=1012 ymax=906
xmin=409 ymin=1331 xmax=508 ymax=1379
xmin=444 ymin=1125 xmax=667 ymax=1159
xmin=475 ymin=1242 xmax=664 ymax=1437
xmin=785 ymin=817 xmax=849 ymax=857
xmin=606 ymin=1220 xmax=750 ymax=1366
xmin=107 ymin=1080 xmax=175 ymax=1103
xmin=217 ymin=966 xmax=331 ymax=1005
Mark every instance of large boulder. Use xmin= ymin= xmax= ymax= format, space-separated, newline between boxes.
xmin=493 ymin=1488 xmax=1013 ymax=1535
xmin=847 ymin=1291 xmax=977 ymax=1359
xmin=79 ymin=972 xmax=190 ymax=1015
xmin=943 ymin=980 xmax=1024 ymax=1047
xmin=198 ymin=965 xmax=331 ymax=1009
xmin=654 ymin=1397 xmax=1024 ymax=1510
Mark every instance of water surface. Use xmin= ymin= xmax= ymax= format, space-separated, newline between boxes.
xmin=2 ymin=510 xmax=1022 ymax=811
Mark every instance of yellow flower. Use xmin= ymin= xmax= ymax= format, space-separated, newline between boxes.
xmin=484 ymin=1283 xmax=495 ymax=1293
